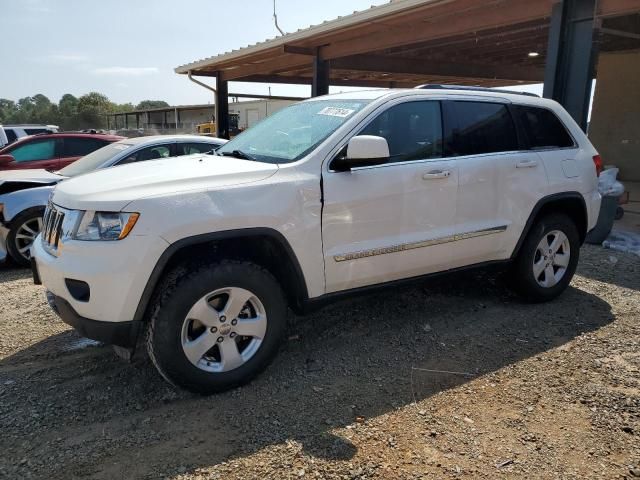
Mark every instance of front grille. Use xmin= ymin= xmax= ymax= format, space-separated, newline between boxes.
xmin=42 ymin=202 xmax=65 ymax=252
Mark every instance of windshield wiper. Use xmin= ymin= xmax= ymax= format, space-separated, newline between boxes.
xmin=220 ymin=149 xmax=256 ymax=161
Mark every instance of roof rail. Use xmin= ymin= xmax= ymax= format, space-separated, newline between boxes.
xmin=414 ymin=84 xmax=539 ymax=98
xmin=29 ymin=130 xmax=109 ymax=137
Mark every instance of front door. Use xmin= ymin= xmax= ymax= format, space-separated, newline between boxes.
xmin=322 ymin=99 xmax=458 ymax=293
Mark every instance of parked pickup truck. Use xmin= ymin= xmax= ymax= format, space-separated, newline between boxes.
xmin=31 ymin=86 xmax=602 ymax=394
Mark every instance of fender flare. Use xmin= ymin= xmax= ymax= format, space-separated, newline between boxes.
xmin=510 ymin=191 xmax=587 ymax=259
xmin=133 ymin=227 xmax=308 ymax=322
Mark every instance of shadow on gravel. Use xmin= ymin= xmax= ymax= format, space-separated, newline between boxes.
xmin=576 ymin=248 xmax=640 ymax=291
xmin=0 ymin=270 xmax=614 ymax=479
xmin=0 ymin=264 xmax=30 ymax=284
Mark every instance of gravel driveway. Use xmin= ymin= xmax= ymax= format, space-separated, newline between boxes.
xmin=1 ymin=245 xmax=638 ymax=479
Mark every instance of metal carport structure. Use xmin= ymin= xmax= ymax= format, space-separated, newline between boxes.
xmin=175 ymin=0 xmax=640 ymax=142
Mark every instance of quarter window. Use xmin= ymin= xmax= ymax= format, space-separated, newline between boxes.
xmin=513 ymin=105 xmax=575 ymax=149
xmin=447 ymin=101 xmax=518 ymax=156
xmin=10 ymin=139 xmax=58 ymax=162
xmin=360 ymin=101 xmax=443 ymax=162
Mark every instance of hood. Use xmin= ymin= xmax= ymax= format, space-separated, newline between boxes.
xmin=0 ymin=169 xmax=64 ymax=195
xmin=52 ymin=154 xmax=278 ymax=211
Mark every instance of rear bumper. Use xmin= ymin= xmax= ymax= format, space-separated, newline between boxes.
xmin=47 ymin=292 xmax=142 ymax=348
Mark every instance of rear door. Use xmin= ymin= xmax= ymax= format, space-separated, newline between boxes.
xmin=446 ymin=100 xmax=548 ymax=267
xmin=60 ymin=137 xmax=110 ymax=167
xmin=4 ymin=138 xmax=62 ymax=170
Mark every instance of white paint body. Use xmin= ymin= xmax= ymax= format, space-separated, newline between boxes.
xmin=32 ymin=89 xmax=601 ymax=324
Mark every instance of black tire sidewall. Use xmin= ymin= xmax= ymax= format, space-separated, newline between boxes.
xmin=513 ymin=214 xmax=580 ymax=302
xmin=7 ymin=208 xmax=44 ymax=267
xmin=148 ymin=262 xmax=287 ymax=394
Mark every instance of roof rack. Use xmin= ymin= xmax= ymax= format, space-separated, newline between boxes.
xmin=414 ymin=84 xmax=539 ymax=98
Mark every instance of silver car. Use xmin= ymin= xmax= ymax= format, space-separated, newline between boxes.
xmin=0 ymin=135 xmax=226 ymax=265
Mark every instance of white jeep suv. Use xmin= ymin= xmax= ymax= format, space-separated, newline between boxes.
xmin=31 ymin=86 xmax=602 ymax=393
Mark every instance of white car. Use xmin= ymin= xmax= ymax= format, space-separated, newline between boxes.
xmin=0 ymin=135 xmax=226 ymax=266
xmin=31 ymin=86 xmax=602 ymax=394
xmin=0 ymin=124 xmax=59 ymax=147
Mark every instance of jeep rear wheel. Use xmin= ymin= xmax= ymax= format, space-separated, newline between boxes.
xmin=146 ymin=261 xmax=287 ymax=394
xmin=510 ymin=213 xmax=580 ymax=303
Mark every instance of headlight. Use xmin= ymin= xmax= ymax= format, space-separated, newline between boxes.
xmin=74 ymin=211 xmax=139 ymax=241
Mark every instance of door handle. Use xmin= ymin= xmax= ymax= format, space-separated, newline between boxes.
xmin=422 ymin=170 xmax=451 ymax=179
xmin=516 ymin=160 xmax=538 ymax=168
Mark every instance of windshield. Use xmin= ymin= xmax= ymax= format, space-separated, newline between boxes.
xmin=59 ymin=142 xmax=133 ymax=176
xmin=216 ymin=99 xmax=370 ymax=164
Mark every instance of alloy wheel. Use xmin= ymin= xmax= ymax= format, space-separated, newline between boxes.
xmin=14 ymin=216 xmax=43 ymax=261
xmin=532 ymin=230 xmax=571 ymax=288
xmin=181 ymin=287 xmax=267 ymax=373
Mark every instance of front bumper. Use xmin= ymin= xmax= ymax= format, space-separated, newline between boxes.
xmin=47 ymin=291 xmax=142 ymax=347
xmin=31 ymin=232 xmax=169 ymax=323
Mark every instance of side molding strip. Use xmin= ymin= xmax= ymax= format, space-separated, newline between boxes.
xmin=333 ymin=225 xmax=507 ymax=262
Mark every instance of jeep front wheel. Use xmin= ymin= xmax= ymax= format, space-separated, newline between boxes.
xmin=147 ymin=261 xmax=287 ymax=394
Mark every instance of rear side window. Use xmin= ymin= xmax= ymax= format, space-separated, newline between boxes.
xmin=513 ymin=105 xmax=575 ymax=149
xmin=24 ymin=128 xmax=50 ymax=135
xmin=446 ymin=101 xmax=518 ymax=156
xmin=63 ymin=138 xmax=108 ymax=157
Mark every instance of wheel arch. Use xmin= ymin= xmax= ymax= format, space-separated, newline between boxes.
xmin=134 ymin=228 xmax=309 ymax=322
xmin=511 ymin=192 xmax=588 ymax=259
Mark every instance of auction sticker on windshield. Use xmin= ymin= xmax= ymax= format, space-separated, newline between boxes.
xmin=317 ymin=107 xmax=355 ymax=118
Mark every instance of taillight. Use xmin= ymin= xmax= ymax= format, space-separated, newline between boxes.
xmin=592 ymin=154 xmax=603 ymax=176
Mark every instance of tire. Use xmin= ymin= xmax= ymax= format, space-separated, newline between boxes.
xmin=6 ymin=209 xmax=44 ymax=267
xmin=510 ymin=213 xmax=580 ymax=303
xmin=146 ymin=260 xmax=287 ymax=394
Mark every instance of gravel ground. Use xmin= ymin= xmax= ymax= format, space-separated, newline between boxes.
xmin=0 ymin=244 xmax=638 ymax=479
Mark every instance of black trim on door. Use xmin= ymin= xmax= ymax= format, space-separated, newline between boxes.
xmin=510 ymin=191 xmax=587 ymax=259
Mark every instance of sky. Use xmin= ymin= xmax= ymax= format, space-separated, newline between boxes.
xmin=0 ymin=0 xmax=544 ymax=106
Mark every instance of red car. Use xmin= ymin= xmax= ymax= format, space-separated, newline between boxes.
xmin=0 ymin=132 xmax=124 ymax=171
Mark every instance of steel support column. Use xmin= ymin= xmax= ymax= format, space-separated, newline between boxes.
xmin=312 ymin=50 xmax=330 ymax=97
xmin=216 ymin=72 xmax=230 ymax=139
xmin=543 ymin=0 xmax=598 ymax=131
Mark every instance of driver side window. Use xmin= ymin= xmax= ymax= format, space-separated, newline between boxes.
xmin=360 ymin=101 xmax=443 ymax=163
xmin=118 ymin=145 xmax=171 ymax=165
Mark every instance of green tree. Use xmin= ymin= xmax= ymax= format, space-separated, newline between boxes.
xmin=30 ymin=94 xmax=57 ymax=124
xmin=136 ymin=100 xmax=170 ymax=110
xmin=58 ymin=94 xmax=79 ymax=129
xmin=114 ymin=102 xmax=135 ymax=113
xmin=77 ymin=92 xmax=111 ymax=128
xmin=0 ymin=99 xmax=17 ymax=123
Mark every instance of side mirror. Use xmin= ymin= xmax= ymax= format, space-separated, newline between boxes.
xmin=331 ymin=135 xmax=389 ymax=172
xmin=0 ymin=154 xmax=15 ymax=166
